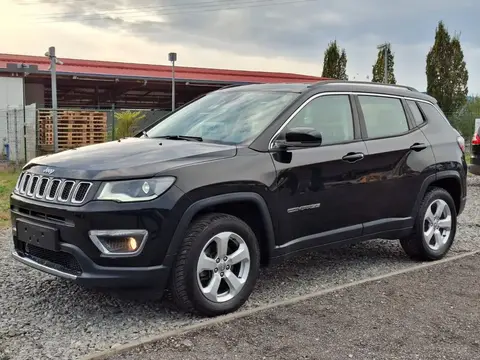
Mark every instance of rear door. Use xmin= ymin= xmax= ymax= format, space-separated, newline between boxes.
xmin=354 ymin=94 xmax=436 ymax=235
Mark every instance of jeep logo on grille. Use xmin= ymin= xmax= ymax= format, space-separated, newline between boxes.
xmin=43 ymin=168 xmax=55 ymax=175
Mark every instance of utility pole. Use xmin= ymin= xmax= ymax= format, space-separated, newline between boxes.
xmin=168 ymin=52 xmax=177 ymax=111
xmin=44 ymin=46 xmax=63 ymax=152
xmin=377 ymin=42 xmax=390 ymax=84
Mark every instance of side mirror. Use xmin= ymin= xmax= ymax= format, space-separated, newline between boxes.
xmin=273 ymin=127 xmax=322 ymax=150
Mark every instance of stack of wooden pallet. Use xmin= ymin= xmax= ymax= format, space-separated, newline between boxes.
xmin=37 ymin=109 xmax=108 ymax=152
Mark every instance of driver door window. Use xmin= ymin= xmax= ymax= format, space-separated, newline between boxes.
xmin=285 ymin=94 xmax=354 ymax=145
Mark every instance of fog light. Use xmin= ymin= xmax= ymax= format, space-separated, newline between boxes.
xmin=88 ymin=230 xmax=148 ymax=257
xmin=127 ymin=237 xmax=138 ymax=251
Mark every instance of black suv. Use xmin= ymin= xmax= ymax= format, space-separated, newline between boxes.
xmin=10 ymin=81 xmax=467 ymax=317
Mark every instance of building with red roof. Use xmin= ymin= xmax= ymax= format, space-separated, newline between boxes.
xmin=0 ymin=53 xmax=326 ymax=109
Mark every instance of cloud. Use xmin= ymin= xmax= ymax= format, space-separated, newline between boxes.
xmin=2 ymin=0 xmax=480 ymax=94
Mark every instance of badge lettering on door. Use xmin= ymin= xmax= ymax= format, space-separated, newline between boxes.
xmin=287 ymin=203 xmax=321 ymax=213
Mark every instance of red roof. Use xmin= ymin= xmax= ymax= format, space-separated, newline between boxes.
xmin=0 ymin=53 xmax=325 ymax=84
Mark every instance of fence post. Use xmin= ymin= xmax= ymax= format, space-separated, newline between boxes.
xmin=6 ymin=108 xmax=10 ymax=161
xmin=14 ymin=108 xmax=19 ymax=166
xmin=111 ymin=104 xmax=116 ymax=141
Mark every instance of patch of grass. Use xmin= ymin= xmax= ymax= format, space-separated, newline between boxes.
xmin=0 ymin=170 xmax=20 ymax=228
xmin=465 ymin=152 xmax=471 ymax=164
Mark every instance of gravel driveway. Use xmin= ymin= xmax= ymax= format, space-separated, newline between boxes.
xmin=110 ymin=252 xmax=480 ymax=360
xmin=1 ymin=176 xmax=480 ymax=360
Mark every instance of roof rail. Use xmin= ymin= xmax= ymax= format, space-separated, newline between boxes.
xmin=310 ymin=80 xmax=418 ymax=92
xmin=219 ymin=83 xmax=249 ymax=90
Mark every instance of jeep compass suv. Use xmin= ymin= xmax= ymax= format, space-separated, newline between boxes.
xmin=10 ymin=81 xmax=467 ymax=317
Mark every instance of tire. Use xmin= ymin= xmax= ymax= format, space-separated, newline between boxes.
xmin=168 ymin=212 xmax=260 ymax=317
xmin=400 ymin=187 xmax=457 ymax=261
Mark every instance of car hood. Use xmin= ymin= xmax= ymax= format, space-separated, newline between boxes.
xmin=25 ymin=137 xmax=237 ymax=180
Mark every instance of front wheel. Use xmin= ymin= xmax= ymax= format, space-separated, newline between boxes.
xmin=400 ymin=187 xmax=457 ymax=261
xmin=168 ymin=213 xmax=260 ymax=317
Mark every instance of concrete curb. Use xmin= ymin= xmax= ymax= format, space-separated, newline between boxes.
xmin=79 ymin=250 xmax=479 ymax=360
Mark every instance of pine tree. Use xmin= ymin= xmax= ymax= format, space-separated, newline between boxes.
xmin=426 ymin=21 xmax=469 ymax=115
xmin=322 ymin=41 xmax=348 ymax=80
xmin=449 ymin=36 xmax=469 ymax=113
xmin=338 ymin=49 xmax=348 ymax=80
xmin=371 ymin=44 xmax=396 ymax=84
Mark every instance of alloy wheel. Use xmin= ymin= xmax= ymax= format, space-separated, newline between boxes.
xmin=423 ymin=198 xmax=452 ymax=251
xmin=196 ymin=231 xmax=251 ymax=303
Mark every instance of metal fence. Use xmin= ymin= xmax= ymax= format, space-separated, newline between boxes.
xmin=0 ymin=107 xmax=170 ymax=164
xmin=0 ymin=105 xmax=37 ymax=165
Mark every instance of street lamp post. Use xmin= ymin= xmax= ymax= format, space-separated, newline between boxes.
xmin=44 ymin=46 xmax=63 ymax=152
xmin=168 ymin=52 xmax=177 ymax=111
xmin=377 ymin=42 xmax=390 ymax=84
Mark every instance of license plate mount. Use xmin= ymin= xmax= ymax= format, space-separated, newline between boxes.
xmin=16 ymin=219 xmax=60 ymax=251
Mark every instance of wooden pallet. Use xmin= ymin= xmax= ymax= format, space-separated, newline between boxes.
xmin=37 ymin=109 xmax=108 ymax=150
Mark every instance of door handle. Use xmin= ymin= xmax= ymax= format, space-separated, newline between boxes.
xmin=342 ymin=152 xmax=364 ymax=163
xmin=410 ymin=143 xmax=427 ymax=151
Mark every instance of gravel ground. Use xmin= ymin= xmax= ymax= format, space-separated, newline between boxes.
xmin=1 ymin=176 xmax=480 ymax=360
xmin=111 ymin=252 xmax=480 ymax=360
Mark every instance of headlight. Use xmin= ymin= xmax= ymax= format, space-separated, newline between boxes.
xmin=96 ymin=177 xmax=175 ymax=202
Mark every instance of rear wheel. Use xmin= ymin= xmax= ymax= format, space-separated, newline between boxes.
xmin=168 ymin=213 xmax=260 ymax=317
xmin=400 ymin=187 xmax=457 ymax=261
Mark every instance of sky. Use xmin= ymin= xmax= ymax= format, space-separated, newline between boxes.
xmin=1 ymin=0 xmax=479 ymax=94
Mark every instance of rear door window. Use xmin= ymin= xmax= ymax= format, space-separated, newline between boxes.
xmin=357 ymin=95 xmax=409 ymax=139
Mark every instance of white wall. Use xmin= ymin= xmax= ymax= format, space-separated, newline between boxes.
xmin=0 ymin=77 xmax=37 ymax=163
xmin=0 ymin=77 xmax=24 ymax=109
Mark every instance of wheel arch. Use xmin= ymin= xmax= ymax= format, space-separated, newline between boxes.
xmin=413 ymin=171 xmax=463 ymax=218
xmin=165 ymin=192 xmax=276 ymax=266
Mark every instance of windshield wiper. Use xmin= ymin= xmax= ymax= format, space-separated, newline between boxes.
xmin=155 ymin=135 xmax=203 ymax=142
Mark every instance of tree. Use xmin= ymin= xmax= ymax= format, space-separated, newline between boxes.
xmin=322 ymin=40 xmax=348 ymax=80
xmin=451 ymin=96 xmax=480 ymax=140
xmin=426 ymin=21 xmax=469 ymax=115
xmin=371 ymin=44 xmax=396 ymax=84
xmin=110 ymin=110 xmax=146 ymax=140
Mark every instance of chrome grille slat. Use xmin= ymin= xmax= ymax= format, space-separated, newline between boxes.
xmin=13 ymin=171 xmax=93 ymax=205
xmin=71 ymin=182 xmax=92 ymax=204
xmin=58 ymin=180 xmax=76 ymax=202
xmin=46 ymin=179 xmax=61 ymax=200
xmin=21 ymin=174 xmax=31 ymax=194
xmin=36 ymin=178 xmax=50 ymax=198
xmin=15 ymin=172 xmax=24 ymax=191
xmin=27 ymin=176 xmax=40 ymax=196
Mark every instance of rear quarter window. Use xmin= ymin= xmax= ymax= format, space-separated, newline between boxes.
xmin=406 ymin=100 xmax=426 ymax=127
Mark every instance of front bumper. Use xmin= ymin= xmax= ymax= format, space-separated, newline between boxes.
xmin=10 ymin=185 xmax=189 ymax=290
xmin=11 ymin=247 xmax=170 ymax=289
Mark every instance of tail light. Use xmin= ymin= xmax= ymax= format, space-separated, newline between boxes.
xmin=472 ymin=133 xmax=480 ymax=145
xmin=457 ymin=136 xmax=465 ymax=153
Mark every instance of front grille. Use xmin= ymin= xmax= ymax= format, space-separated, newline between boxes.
xmin=21 ymin=243 xmax=82 ymax=276
xmin=16 ymin=171 xmax=92 ymax=205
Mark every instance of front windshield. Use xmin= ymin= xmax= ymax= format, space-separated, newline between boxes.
xmin=145 ymin=90 xmax=299 ymax=144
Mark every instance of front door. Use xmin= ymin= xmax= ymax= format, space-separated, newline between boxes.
xmin=271 ymin=93 xmax=370 ymax=253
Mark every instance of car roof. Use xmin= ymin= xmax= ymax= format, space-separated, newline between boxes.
xmin=219 ymin=80 xmax=437 ymax=103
